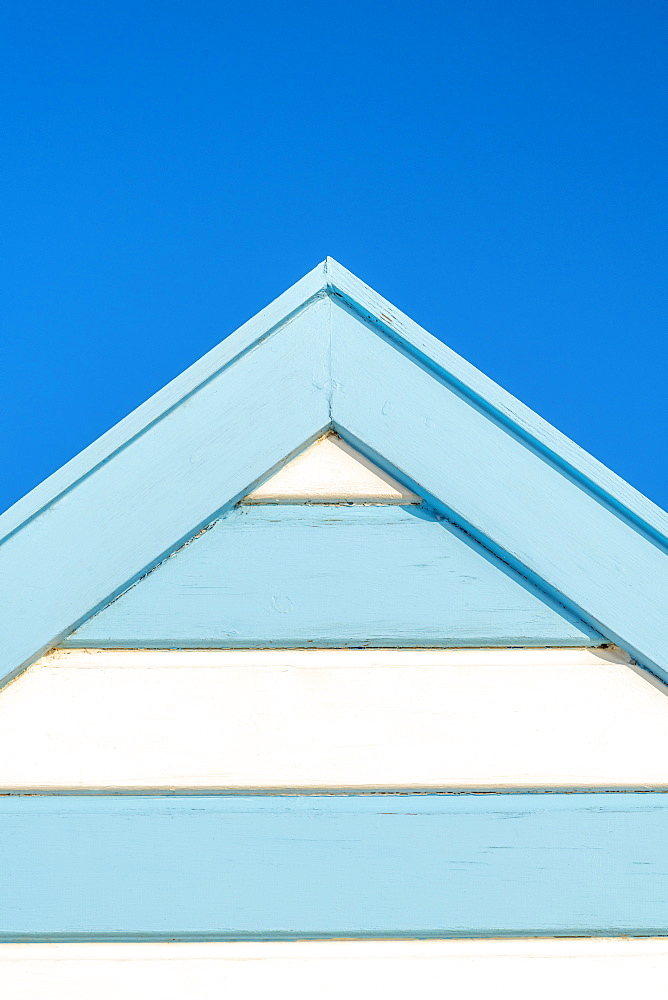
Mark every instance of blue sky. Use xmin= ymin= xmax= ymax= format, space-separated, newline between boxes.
xmin=1 ymin=1 xmax=666 ymax=514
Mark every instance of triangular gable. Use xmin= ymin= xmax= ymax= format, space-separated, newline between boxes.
xmin=243 ymin=432 xmax=420 ymax=503
xmin=1 ymin=258 xmax=667 ymax=686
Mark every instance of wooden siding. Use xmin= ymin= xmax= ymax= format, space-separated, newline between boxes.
xmin=1 ymin=258 xmax=667 ymax=684
xmin=4 ymin=647 xmax=668 ymax=790
xmin=3 ymin=940 xmax=668 ymax=999
xmin=0 ymin=297 xmax=331 ymax=688
xmin=330 ymin=300 xmax=668 ymax=676
xmin=65 ymin=506 xmax=600 ymax=648
xmin=3 ymin=792 xmax=668 ymax=939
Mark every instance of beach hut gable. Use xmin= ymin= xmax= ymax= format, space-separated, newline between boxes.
xmin=0 ymin=258 xmax=667 ymax=686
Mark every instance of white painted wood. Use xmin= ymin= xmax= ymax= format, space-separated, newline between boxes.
xmin=3 ymin=940 xmax=668 ymax=1000
xmin=2 ymin=647 xmax=668 ymax=789
xmin=243 ymin=432 xmax=419 ymax=502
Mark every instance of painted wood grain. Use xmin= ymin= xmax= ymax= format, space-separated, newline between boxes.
xmin=7 ymin=256 xmax=662 ymax=549
xmin=2 ymin=256 xmax=667 ymax=687
xmin=4 ymin=940 xmax=668 ymax=1000
xmin=2 ymin=792 xmax=668 ymax=939
xmin=0 ymin=301 xmax=331 ymax=688
xmin=5 ymin=648 xmax=668 ymax=790
xmin=325 ymin=257 xmax=668 ymax=547
xmin=330 ymin=302 xmax=668 ymax=678
xmin=0 ymin=261 xmax=331 ymax=545
xmin=243 ymin=432 xmax=419 ymax=502
xmin=65 ymin=506 xmax=599 ymax=647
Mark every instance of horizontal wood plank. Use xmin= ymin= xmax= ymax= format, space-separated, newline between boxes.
xmin=0 ymin=303 xmax=331 ymax=688
xmin=4 ymin=940 xmax=668 ymax=1000
xmin=5 ymin=647 xmax=668 ymax=790
xmin=2 ymin=792 xmax=668 ymax=939
xmin=3 ymin=258 xmax=668 ymax=688
xmin=330 ymin=302 xmax=668 ymax=677
xmin=65 ymin=506 xmax=599 ymax=647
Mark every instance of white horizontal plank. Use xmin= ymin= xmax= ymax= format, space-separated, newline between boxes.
xmin=1 ymin=647 xmax=667 ymax=788
xmin=244 ymin=432 xmax=420 ymax=502
xmin=3 ymin=940 xmax=668 ymax=1000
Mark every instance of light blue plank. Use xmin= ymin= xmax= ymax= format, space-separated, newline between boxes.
xmin=2 ymin=792 xmax=668 ymax=940
xmin=66 ymin=505 xmax=600 ymax=647
xmin=330 ymin=302 xmax=668 ymax=679
xmin=0 ymin=261 xmax=330 ymax=546
xmin=2 ymin=258 xmax=668 ymax=686
xmin=0 ymin=301 xmax=331 ymax=687
xmin=326 ymin=258 xmax=668 ymax=548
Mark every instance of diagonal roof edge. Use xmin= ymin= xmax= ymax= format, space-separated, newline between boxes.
xmin=324 ymin=258 xmax=668 ymax=551
xmin=0 ymin=260 xmax=330 ymax=545
xmin=0 ymin=298 xmax=331 ymax=688
xmin=3 ymin=257 xmax=667 ymax=551
xmin=0 ymin=257 xmax=666 ymax=688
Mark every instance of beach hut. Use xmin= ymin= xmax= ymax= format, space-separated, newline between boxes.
xmin=1 ymin=259 xmax=667 ymax=995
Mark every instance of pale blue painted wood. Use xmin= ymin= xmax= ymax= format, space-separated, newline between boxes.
xmin=325 ymin=258 xmax=668 ymax=548
xmin=0 ymin=261 xmax=330 ymax=546
xmin=0 ymin=302 xmax=331 ymax=688
xmin=4 ymin=256 xmax=666 ymax=558
xmin=66 ymin=505 xmax=600 ymax=647
xmin=2 ymin=258 xmax=667 ymax=685
xmin=330 ymin=303 xmax=668 ymax=680
xmin=2 ymin=792 xmax=668 ymax=940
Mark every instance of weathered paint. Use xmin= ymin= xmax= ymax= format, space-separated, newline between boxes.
xmin=4 ymin=647 xmax=668 ymax=790
xmin=0 ymin=261 xmax=332 ymax=543
xmin=324 ymin=258 xmax=668 ymax=546
xmin=2 ymin=792 xmax=668 ymax=939
xmin=329 ymin=301 xmax=668 ymax=677
xmin=1 ymin=257 xmax=667 ymax=682
xmin=0 ymin=301 xmax=331 ymax=687
xmin=64 ymin=505 xmax=599 ymax=648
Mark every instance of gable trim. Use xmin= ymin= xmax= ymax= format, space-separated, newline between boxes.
xmin=4 ymin=259 xmax=666 ymax=552
xmin=325 ymin=260 xmax=668 ymax=551
xmin=329 ymin=302 xmax=668 ymax=679
xmin=0 ymin=263 xmax=331 ymax=548
xmin=0 ymin=259 xmax=666 ymax=687
xmin=0 ymin=300 xmax=331 ymax=688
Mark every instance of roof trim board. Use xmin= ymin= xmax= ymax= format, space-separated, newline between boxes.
xmin=3 ymin=258 xmax=666 ymax=550
xmin=326 ymin=259 xmax=668 ymax=549
xmin=0 ymin=299 xmax=330 ymax=688
xmin=0 ymin=262 xmax=331 ymax=547
xmin=0 ymin=259 xmax=666 ymax=686
xmin=330 ymin=305 xmax=668 ymax=677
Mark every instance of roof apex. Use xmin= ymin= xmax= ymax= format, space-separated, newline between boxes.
xmin=4 ymin=257 xmax=667 ymax=550
xmin=1 ymin=260 xmax=667 ymax=687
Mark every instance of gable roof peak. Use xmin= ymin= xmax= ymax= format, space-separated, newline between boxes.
xmin=0 ymin=260 xmax=667 ymax=689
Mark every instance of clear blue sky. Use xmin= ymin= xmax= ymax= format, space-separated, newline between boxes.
xmin=1 ymin=1 xmax=666 ymax=514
